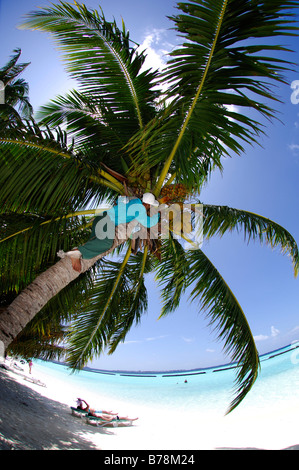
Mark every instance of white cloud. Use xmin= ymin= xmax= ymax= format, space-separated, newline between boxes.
xmin=182 ymin=336 xmax=194 ymax=343
xmin=271 ymin=325 xmax=280 ymax=337
xmin=254 ymin=334 xmax=269 ymax=342
xmin=289 ymin=143 xmax=299 ymax=155
xmin=137 ymin=29 xmax=168 ymax=73
xmin=206 ymin=348 xmax=216 ymax=353
xmin=146 ymin=334 xmax=169 ymax=342
xmin=290 ymin=325 xmax=299 ymax=334
xmin=254 ymin=325 xmax=280 ymax=342
xmin=123 ymin=340 xmax=142 ymax=345
xmin=123 ymin=334 xmax=168 ymax=345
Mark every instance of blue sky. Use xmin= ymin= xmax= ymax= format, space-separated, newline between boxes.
xmin=1 ymin=0 xmax=299 ymax=371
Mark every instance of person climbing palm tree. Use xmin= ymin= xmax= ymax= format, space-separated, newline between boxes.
xmin=65 ymin=193 xmax=160 ymax=272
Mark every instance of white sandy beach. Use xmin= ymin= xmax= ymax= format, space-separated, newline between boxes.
xmin=0 ymin=361 xmax=299 ymax=451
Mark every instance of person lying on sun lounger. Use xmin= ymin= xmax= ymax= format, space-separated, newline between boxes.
xmin=76 ymin=398 xmax=118 ymax=416
xmin=88 ymin=409 xmax=138 ymax=422
xmin=87 ymin=410 xmax=115 ymax=422
xmin=76 ymin=398 xmax=89 ymax=411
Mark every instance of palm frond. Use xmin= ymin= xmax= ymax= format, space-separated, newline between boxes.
xmin=0 ymin=48 xmax=30 ymax=85
xmin=21 ymin=2 xmax=159 ymax=133
xmin=202 ymin=204 xmax=299 ymax=276
xmin=65 ymin=245 xmax=156 ymax=368
xmin=0 ymin=139 xmax=97 ymax=214
xmin=151 ymin=0 xmax=299 ymax=193
xmin=0 ymin=48 xmax=33 ymax=122
xmin=187 ymin=247 xmax=260 ymax=413
xmin=156 ymin=236 xmax=190 ymax=316
xmin=125 ymin=108 xmax=226 ymax=192
xmin=0 ymin=213 xmax=91 ymax=295
xmin=36 ymin=89 xmax=136 ymax=175
xmin=66 ymin=246 xmax=132 ymax=368
xmin=8 ymin=332 xmax=65 ymax=361
xmin=108 ymin=247 xmax=153 ymax=354
xmin=156 ymin=236 xmax=259 ymax=413
xmin=0 ymin=120 xmax=119 ymax=214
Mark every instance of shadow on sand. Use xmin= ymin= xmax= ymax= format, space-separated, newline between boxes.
xmin=0 ymin=369 xmax=111 ymax=450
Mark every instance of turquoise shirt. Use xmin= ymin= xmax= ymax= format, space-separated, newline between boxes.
xmin=78 ymin=198 xmax=159 ymax=259
xmin=107 ymin=198 xmax=159 ymax=228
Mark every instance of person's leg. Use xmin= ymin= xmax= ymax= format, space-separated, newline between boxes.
xmin=66 ymin=249 xmax=82 ymax=272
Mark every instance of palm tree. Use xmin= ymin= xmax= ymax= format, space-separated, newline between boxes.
xmin=0 ymin=0 xmax=298 ymax=413
xmin=0 ymin=49 xmax=69 ymax=361
xmin=0 ymin=48 xmax=33 ymax=125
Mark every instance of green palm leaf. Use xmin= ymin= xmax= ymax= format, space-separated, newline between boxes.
xmin=0 ymin=48 xmax=33 ymax=122
xmin=0 ymin=139 xmax=97 ymax=214
xmin=0 ymin=212 xmax=91 ymax=294
xmin=156 ymin=236 xmax=190 ymax=316
xmin=202 ymin=204 xmax=299 ymax=276
xmin=0 ymin=119 xmax=122 ymax=214
xmin=186 ymin=247 xmax=259 ymax=413
xmin=36 ymin=90 xmax=138 ymax=175
xmin=151 ymin=0 xmax=298 ymax=192
xmin=108 ymin=248 xmax=153 ymax=354
xmin=66 ymin=247 xmax=156 ymax=368
xmin=156 ymin=236 xmax=259 ymax=413
xmin=66 ymin=246 xmax=132 ymax=368
xmin=21 ymin=2 xmax=159 ymax=133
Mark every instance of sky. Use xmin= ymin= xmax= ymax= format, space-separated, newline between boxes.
xmin=1 ymin=0 xmax=299 ymax=371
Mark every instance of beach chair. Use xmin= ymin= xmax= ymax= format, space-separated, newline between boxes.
xmin=24 ymin=376 xmax=46 ymax=387
xmin=70 ymin=406 xmax=89 ymax=418
xmin=85 ymin=415 xmax=134 ymax=428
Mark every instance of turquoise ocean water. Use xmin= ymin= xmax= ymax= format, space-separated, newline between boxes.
xmin=33 ymin=342 xmax=299 ymax=415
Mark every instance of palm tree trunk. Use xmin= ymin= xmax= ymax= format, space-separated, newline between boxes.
xmin=0 ymin=222 xmax=135 ymax=351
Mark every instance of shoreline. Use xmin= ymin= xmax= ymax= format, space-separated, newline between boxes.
xmin=54 ymin=342 xmax=299 ymax=377
xmin=1 ymin=360 xmax=299 ymax=450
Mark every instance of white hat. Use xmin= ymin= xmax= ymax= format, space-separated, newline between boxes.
xmin=142 ymin=192 xmax=159 ymax=207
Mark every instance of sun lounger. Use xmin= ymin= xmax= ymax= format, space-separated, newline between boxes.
xmin=85 ymin=415 xmax=134 ymax=428
xmin=23 ymin=376 xmax=46 ymax=387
